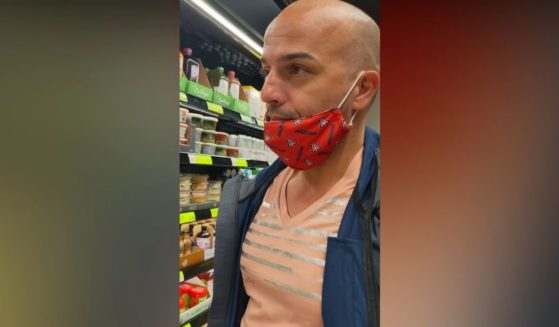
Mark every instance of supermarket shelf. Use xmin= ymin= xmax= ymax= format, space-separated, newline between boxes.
xmin=246 ymin=160 xmax=269 ymax=169
xmin=180 ymin=298 xmax=212 ymax=326
xmin=180 ymin=203 xmax=219 ymax=224
xmin=181 ymin=201 xmax=219 ymax=213
xmin=180 ymin=258 xmax=214 ymax=282
xmin=180 ymin=97 xmax=264 ymax=139
xmin=180 ymin=152 xmax=269 ymax=169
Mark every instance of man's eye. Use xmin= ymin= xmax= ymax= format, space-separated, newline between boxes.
xmin=290 ymin=65 xmax=306 ymax=75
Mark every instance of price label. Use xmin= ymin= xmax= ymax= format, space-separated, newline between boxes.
xmin=210 ymin=208 xmax=219 ymax=218
xmin=188 ymin=154 xmax=213 ymax=165
xmin=232 ymin=158 xmax=248 ymax=167
xmin=206 ymin=102 xmax=224 ymax=115
xmin=255 ymin=119 xmax=264 ymax=127
xmin=204 ymin=248 xmax=215 ymax=260
xmin=180 ymin=212 xmax=196 ymax=224
xmin=240 ymin=114 xmax=253 ymax=124
xmin=179 ymin=92 xmax=188 ymax=102
xmin=179 ymin=271 xmax=185 ymax=283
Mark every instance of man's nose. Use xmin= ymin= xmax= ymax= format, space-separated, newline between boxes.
xmin=260 ymin=70 xmax=285 ymax=106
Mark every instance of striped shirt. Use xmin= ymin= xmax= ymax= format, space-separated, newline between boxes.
xmin=240 ymin=148 xmax=363 ymax=327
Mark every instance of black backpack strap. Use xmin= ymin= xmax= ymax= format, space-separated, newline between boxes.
xmin=363 ymin=149 xmax=380 ymax=327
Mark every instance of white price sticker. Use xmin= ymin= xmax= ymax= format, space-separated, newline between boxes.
xmin=204 ymin=248 xmax=215 ymax=261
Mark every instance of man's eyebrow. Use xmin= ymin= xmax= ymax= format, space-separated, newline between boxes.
xmin=261 ymin=52 xmax=318 ymax=65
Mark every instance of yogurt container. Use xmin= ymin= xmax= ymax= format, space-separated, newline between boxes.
xmin=215 ymin=132 xmax=229 ymax=145
xmin=180 ymin=108 xmax=189 ymax=124
xmin=201 ymin=130 xmax=216 ymax=144
xmin=202 ymin=116 xmax=219 ymax=131
xmin=215 ymin=144 xmax=227 ymax=156
xmin=201 ymin=143 xmax=216 ymax=155
xmin=226 ymin=146 xmax=240 ymax=158
xmin=227 ymin=134 xmax=238 ymax=147
xmin=189 ymin=113 xmax=204 ymax=128
xmin=180 ymin=123 xmax=188 ymax=139
xmin=194 ymin=128 xmax=204 ymax=142
xmin=194 ymin=141 xmax=203 ymax=153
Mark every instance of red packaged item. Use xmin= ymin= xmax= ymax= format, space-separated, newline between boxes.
xmin=179 ymin=283 xmax=192 ymax=308
xmin=189 ymin=286 xmax=209 ymax=308
xmin=179 ymin=297 xmax=186 ymax=313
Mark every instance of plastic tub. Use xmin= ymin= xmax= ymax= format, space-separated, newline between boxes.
xmin=208 ymin=180 xmax=221 ymax=190
xmin=194 ymin=128 xmax=203 ymax=142
xmin=180 ymin=108 xmax=189 ymax=124
xmin=236 ymin=135 xmax=245 ymax=148
xmin=195 ymin=141 xmax=202 ymax=153
xmin=180 ymin=173 xmax=192 ymax=181
xmin=191 ymin=174 xmax=209 ymax=184
xmin=226 ymin=146 xmax=240 ymax=158
xmin=191 ymin=190 xmax=208 ymax=204
xmin=215 ymin=132 xmax=229 ymax=145
xmin=215 ymin=144 xmax=227 ymax=156
xmin=179 ymin=191 xmax=190 ymax=206
xmin=189 ymin=113 xmax=204 ymax=128
xmin=201 ymin=130 xmax=216 ymax=144
xmin=191 ymin=182 xmax=208 ymax=191
xmin=202 ymin=116 xmax=219 ymax=131
xmin=201 ymin=143 xmax=216 ymax=155
xmin=180 ymin=123 xmax=188 ymax=139
xmin=228 ymin=134 xmax=238 ymax=147
xmin=179 ymin=179 xmax=192 ymax=192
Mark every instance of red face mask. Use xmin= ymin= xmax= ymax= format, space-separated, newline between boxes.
xmin=263 ymin=72 xmax=363 ymax=170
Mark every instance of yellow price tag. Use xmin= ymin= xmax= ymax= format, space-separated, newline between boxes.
xmin=179 ymin=271 xmax=184 ymax=282
xmin=207 ymin=102 xmax=224 ymax=115
xmin=180 ymin=212 xmax=196 ymax=224
xmin=180 ymin=92 xmax=188 ymax=102
xmin=235 ymin=158 xmax=248 ymax=167
xmin=184 ymin=324 xmax=191 ymax=327
xmin=188 ymin=154 xmax=212 ymax=165
xmin=195 ymin=154 xmax=212 ymax=165
xmin=211 ymin=208 xmax=219 ymax=218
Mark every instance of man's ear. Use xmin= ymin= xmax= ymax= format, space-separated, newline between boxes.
xmin=352 ymin=70 xmax=380 ymax=112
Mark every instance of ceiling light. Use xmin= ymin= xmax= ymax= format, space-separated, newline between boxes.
xmin=185 ymin=0 xmax=264 ymax=58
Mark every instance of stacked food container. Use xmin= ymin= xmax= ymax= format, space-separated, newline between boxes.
xmin=187 ymin=113 xmax=241 ymax=158
xmin=179 ymin=173 xmax=223 ymax=206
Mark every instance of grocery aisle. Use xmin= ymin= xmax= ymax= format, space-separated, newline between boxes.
xmin=177 ymin=1 xmax=272 ymax=326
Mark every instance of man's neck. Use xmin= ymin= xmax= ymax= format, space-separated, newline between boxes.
xmin=291 ymin=126 xmax=365 ymax=193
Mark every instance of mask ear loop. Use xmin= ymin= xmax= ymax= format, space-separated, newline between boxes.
xmin=338 ymin=71 xmax=365 ymax=127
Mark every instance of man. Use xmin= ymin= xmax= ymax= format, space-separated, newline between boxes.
xmin=209 ymin=0 xmax=380 ymax=326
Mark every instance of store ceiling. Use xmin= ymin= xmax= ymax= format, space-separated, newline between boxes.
xmin=217 ymin=0 xmax=380 ymax=37
xmin=180 ymin=0 xmax=379 ymax=89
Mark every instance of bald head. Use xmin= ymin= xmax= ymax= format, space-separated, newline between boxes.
xmin=260 ymin=0 xmax=380 ymax=125
xmin=267 ymin=0 xmax=380 ymax=74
